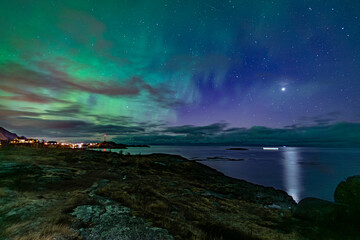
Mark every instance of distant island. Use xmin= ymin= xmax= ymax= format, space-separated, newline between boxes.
xmin=88 ymin=141 xmax=150 ymax=149
xmin=226 ymin=147 xmax=248 ymax=150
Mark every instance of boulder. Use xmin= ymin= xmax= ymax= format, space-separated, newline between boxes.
xmin=334 ymin=175 xmax=360 ymax=210
xmin=294 ymin=197 xmax=339 ymax=225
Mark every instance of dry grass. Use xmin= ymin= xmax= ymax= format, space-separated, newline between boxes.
xmin=1 ymin=191 xmax=79 ymax=239
xmin=0 ymin=187 xmax=8 ymax=197
xmin=10 ymin=224 xmax=78 ymax=240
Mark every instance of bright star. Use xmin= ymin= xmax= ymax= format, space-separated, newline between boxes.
xmin=281 ymin=87 xmax=286 ymax=92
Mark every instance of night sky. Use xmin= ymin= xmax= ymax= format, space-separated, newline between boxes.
xmin=0 ymin=0 xmax=360 ymax=146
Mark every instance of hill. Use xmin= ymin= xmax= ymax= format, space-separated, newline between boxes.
xmin=0 ymin=127 xmax=18 ymax=141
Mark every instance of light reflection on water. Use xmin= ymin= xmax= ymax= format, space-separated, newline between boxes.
xmin=282 ymin=148 xmax=302 ymax=202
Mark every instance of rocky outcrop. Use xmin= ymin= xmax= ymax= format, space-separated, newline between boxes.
xmin=334 ymin=175 xmax=360 ymax=210
xmin=333 ymin=175 xmax=360 ymax=230
xmin=72 ymin=204 xmax=173 ymax=240
xmin=293 ymin=198 xmax=339 ymax=224
xmin=292 ymin=176 xmax=360 ymax=239
xmin=70 ymin=180 xmax=173 ymax=240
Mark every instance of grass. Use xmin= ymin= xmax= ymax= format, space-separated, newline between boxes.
xmin=0 ymin=187 xmax=8 ymax=197
xmin=8 ymin=224 xmax=77 ymax=240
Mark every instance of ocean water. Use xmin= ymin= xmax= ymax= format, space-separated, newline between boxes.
xmin=99 ymin=146 xmax=360 ymax=202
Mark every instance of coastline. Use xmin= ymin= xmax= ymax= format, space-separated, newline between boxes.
xmin=0 ymin=146 xmax=357 ymax=239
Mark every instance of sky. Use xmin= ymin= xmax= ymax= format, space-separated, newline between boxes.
xmin=0 ymin=0 xmax=359 ymax=146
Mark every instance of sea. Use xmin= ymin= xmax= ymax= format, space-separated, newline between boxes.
xmin=96 ymin=146 xmax=360 ymax=202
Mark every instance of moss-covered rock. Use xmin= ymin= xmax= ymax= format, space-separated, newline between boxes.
xmin=293 ymin=198 xmax=339 ymax=225
xmin=334 ymin=175 xmax=360 ymax=209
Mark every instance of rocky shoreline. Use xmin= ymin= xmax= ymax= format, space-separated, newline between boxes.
xmin=0 ymin=146 xmax=358 ymax=239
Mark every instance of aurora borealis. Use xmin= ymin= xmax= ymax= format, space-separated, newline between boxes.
xmin=0 ymin=0 xmax=360 ymax=145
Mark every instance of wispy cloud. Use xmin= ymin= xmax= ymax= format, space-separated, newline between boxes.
xmin=164 ymin=122 xmax=228 ymax=136
xmin=0 ymin=117 xmax=145 ymax=138
xmin=58 ymin=8 xmax=128 ymax=65
xmin=0 ymin=61 xmax=179 ymax=106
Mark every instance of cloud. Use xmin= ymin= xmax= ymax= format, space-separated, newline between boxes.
xmin=0 ymin=103 xmax=140 ymax=128
xmin=59 ymin=9 xmax=106 ymax=45
xmin=0 ymin=105 xmax=41 ymax=118
xmin=0 ymin=85 xmax=70 ymax=104
xmin=34 ymin=61 xmax=142 ymax=96
xmin=143 ymin=82 xmax=184 ymax=108
xmin=1 ymin=110 xmax=359 ymax=146
xmin=113 ymin=122 xmax=360 ymax=147
xmin=0 ymin=102 xmax=168 ymax=140
xmin=0 ymin=61 xmax=180 ymax=106
xmin=164 ymin=122 xmax=228 ymax=136
xmin=57 ymin=9 xmax=128 ymax=66
xmin=286 ymin=111 xmax=342 ymax=128
xmin=0 ymin=117 xmax=145 ymax=138
xmin=0 ymin=95 xmax=66 ymax=104
xmin=43 ymin=104 xmax=85 ymax=117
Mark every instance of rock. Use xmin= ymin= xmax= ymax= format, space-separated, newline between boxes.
xmin=38 ymin=175 xmax=62 ymax=184
xmin=72 ymin=204 xmax=173 ymax=240
xmin=71 ymin=205 xmax=105 ymax=223
xmin=294 ymin=197 xmax=339 ymax=224
xmin=153 ymin=161 xmax=167 ymax=166
xmin=264 ymin=203 xmax=282 ymax=209
xmin=334 ymin=175 xmax=360 ymax=210
xmin=201 ymin=190 xmax=227 ymax=199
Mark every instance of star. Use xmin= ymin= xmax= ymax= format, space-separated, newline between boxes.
xmin=281 ymin=87 xmax=286 ymax=92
